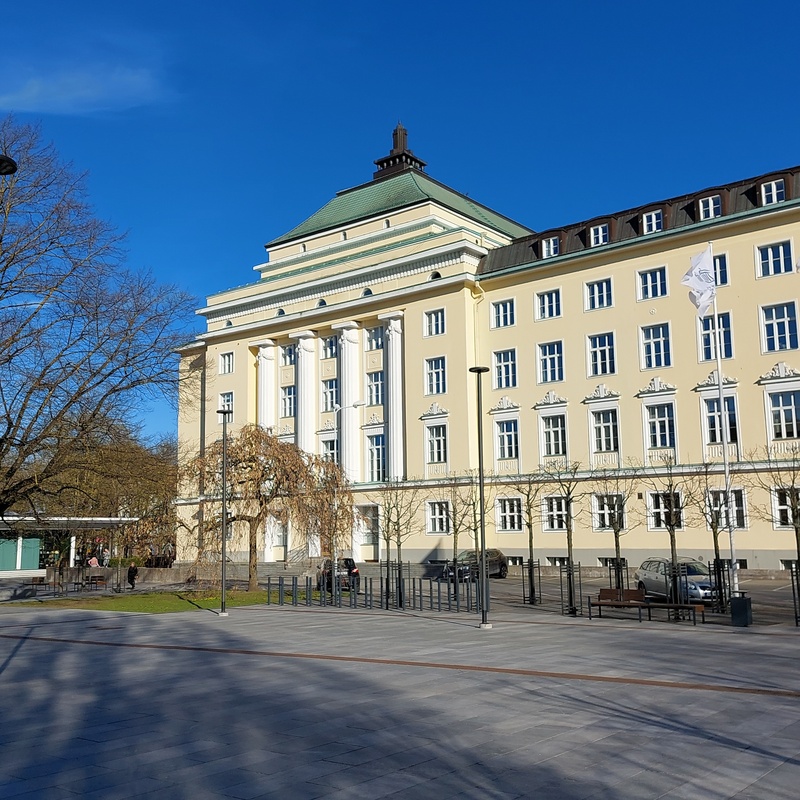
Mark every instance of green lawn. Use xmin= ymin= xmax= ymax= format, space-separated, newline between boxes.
xmin=14 ymin=589 xmax=272 ymax=613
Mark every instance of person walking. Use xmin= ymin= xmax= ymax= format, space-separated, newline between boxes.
xmin=127 ymin=562 xmax=139 ymax=590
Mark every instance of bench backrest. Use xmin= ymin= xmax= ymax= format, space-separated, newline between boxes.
xmin=623 ymin=588 xmax=645 ymax=601
xmin=598 ymin=588 xmax=619 ymax=600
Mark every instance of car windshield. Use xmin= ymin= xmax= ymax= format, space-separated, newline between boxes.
xmin=456 ymin=550 xmax=477 ymax=562
xmin=682 ymin=562 xmax=709 ymax=576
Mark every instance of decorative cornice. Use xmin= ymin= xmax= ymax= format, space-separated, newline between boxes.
xmin=636 ymin=376 xmax=676 ymax=397
xmin=534 ymin=390 xmax=567 ymax=409
xmin=367 ymin=413 xmax=382 ymax=425
xmin=693 ymin=370 xmax=738 ymax=391
xmin=582 ymin=384 xmax=620 ymax=403
xmin=490 ymin=396 xmax=520 ymax=413
xmin=420 ymin=402 xmax=449 ymax=419
xmin=758 ymin=361 xmax=800 ymax=384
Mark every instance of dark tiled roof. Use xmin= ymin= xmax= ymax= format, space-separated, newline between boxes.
xmin=480 ymin=166 xmax=800 ymax=277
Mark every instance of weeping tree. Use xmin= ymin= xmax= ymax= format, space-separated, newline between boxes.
xmin=186 ymin=424 xmax=353 ymax=591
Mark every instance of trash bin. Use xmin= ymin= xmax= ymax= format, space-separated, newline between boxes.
xmin=730 ymin=592 xmax=753 ymax=627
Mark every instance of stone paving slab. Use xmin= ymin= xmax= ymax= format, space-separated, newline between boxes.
xmin=0 ymin=604 xmax=799 ymax=799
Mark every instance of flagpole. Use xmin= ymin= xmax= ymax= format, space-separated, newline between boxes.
xmin=710 ymin=241 xmax=739 ymax=597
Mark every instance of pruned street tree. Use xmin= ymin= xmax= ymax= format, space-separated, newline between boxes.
xmin=744 ymin=445 xmax=800 ymax=567
xmin=506 ymin=470 xmax=545 ymax=603
xmin=539 ymin=459 xmax=590 ymax=615
xmin=0 ymin=115 xmax=196 ymax=519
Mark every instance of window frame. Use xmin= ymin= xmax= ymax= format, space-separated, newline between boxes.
xmin=425 ymin=356 xmax=447 ymax=395
xmin=493 ymin=349 xmax=517 ymax=389
xmin=279 ymin=344 xmax=296 ymax=367
xmin=367 ymin=433 xmax=387 ymax=482
xmin=638 ymin=266 xmax=668 ymax=300
xmin=219 ymin=352 xmax=234 ymax=375
xmin=427 ymin=500 xmax=451 ymax=535
xmin=497 ymin=497 xmax=523 ymax=532
xmin=542 ymin=495 xmax=569 ymax=531
xmin=542 ymin=236 xmax=560 ymax=258
xmin=585 ymin=278 xmax=613 ymax=311
xmin=761 ymin=302 xmax=799 ymax=353
xmin=496 ymin=418 xmax=520 ymax=461
xmin=538 ymin=340 xmax=564 ymax=384
xmin=280 ymin=385 xmax=296 ymax=418
xmin=587 ymin=332 xmax=616 ymax=377
xmin=642 ymin=209 xmax=663 ymax=234
xmin=699 ymin=195 xmax=722 ymax=220
xmin=645 ymin=402 xmax=676 ymax=449
xmin=648 ymin=491 xmax=684 ymax=530
xmin=590 ymin=223 xmax=609 ymax=247
xmin=708 ymin=488 xmax=746 ymax=530
xmin=757 ymin=241 xmax=793 ymax=278
xmin=491 ymin=298 xmax=516 ymax=329
xmin=762 ymin=179 xmax=786 ymax=205
xmin=426 ymin=423 xmax=448 ymax=464
xmin=541 ymin=413 xmax=567 ymax=458
xmin=365 ymin=326 xmax=384 ymax=351
xmin=704 ymin=395 xmax=739 ymax=445
xmin=321 ymin=378 xmax=339 ymax=412
xmin=424 ymin=308 xmax=446 ymax=337
xmin=536 ymin=288 xmax=562 ymax=321
xmin=366 ymin=370 xmax=384 ymax=406
xmin=699 ymin=312 xmax=733 ymax=362
xmin=641 ymin=322 xmax=672 ymax=370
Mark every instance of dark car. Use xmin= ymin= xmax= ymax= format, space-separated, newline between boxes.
xmin=317 ymin=557 xmax=360 ymax=592
xmin=441 ymin=549 xmax=509 ymax=581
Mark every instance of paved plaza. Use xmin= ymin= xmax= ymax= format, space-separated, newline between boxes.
xmin=0 ymin=600 xmax=799 ymax=799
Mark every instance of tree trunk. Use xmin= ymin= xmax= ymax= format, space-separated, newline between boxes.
xmin=249 ymin=518 xmax=259 ymax=592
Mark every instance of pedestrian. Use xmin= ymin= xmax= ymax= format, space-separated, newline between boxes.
xmin=88 ymin=555 xmax=99 ymax=567
xmin=127 ymin=562 xmax=139 ymax=590
xmin=102 ymin=549 xmax=110 ymax=568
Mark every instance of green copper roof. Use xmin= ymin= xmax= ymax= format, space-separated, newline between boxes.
xmin=267 ymin=169 xmax=532 ymax=247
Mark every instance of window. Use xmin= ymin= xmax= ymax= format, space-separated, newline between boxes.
xmin=366 ymin=326 xmax=384 ymax=350
xmin=494 ymin=349 xmax=517 ymax=389
xmin=219 ymin=352 xmax=234 ymax=374
xmin=709 ymin=489 xmax=746 ymax=529
xmin=425 ymin=309 xmax=445 ymax=337
xmin=650 ymin=492 xmax=682 ymax=528
xmin=492 ymin=299 xmax=515 ymax=328
xmin=498 ymin=498 xmax=523 ymax=532
xmin=539 ymin=341 xmax=563 ymax=383
xmin=699 ymin=195 xmax=722 ymax=220
xmin=700 ymin=312 xmax=732 ymax=361
xmin=705 ymin=396 xmax=738 ymax=444
xmin=595 ymin=494 xmax=624 ymax=530
xmin=763 ymin=303 xmax=798 ymax=352
xmin=588 ymin=333 xmax=615 ymax=376
xmin=542 ymin=236 xmax=560 ymax=258
xmin=321 ymin=379 xmax=339 ymax=412
xmin=586 ymin=278 xmax=612 ymax=310
xmin=280 ymin=344 xmax=296 ymax=366
xmin=641 ymin=323 xmax=672 ymax=369
xmin=590 ymin=224 xmax=609 ymax=247
xmin=758 ymin=241 xmax=793 ymax=277
xmin=775 ymin=488 xmax=798 ymax=527
xmin=322 ymin=438 xmax=339 ymax=464
xmin=593 ymin=409 xmax=619 ymax=453
xmin=639 ymin=266 xmax=667 ymax=299
xmin=543 ymin=496 xmax=569 ymax=531
xmin=428 ymin=501 xmax=450 ymax=534
xmin=322 ymin=336 xmax=338 ymax=359
xmin=496 ymin=419 xmax=519 ymax=460
xmin=770 ymin=391 xmax=800 ymax=439
xmin=542 ymin=414 xmax=567 ymax=457
xmin=537 ymin=289 xmax=561 ymax=320
xmin=426 ymin=424 xmax=448 ymax=464
xmin=366 ymin=371 xmax=384 ymax=405
xmin=643 ymin=210 xmax=663 ymax=234
xmin=367 ymin=434 xmax=386 ymax=481
xmin=281 ymin=386 xmax=296 ymax=418
xmin=357 ymin=505 xmax=380 ymax=545
xmin=762 ymin=179 xmax=786 ymax=205
xmin=425 ymin=356 xmax=447 ymax=395
xmin=647 ymin=403 xmax=675 ymax=448
xmin=714 ymin=254 xmax=729 ymax=286
xmin=219 ymin=392 xmax=233 ymax=415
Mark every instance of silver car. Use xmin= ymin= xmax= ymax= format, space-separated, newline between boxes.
xmin=634 ymin=557 xmax=715 ymax=603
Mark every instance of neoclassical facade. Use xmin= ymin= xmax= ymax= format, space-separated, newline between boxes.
xmin=177 ymin=126 xmax=800 ymax=570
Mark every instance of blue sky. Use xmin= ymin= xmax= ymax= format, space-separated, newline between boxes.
xmin=2 ymin=1 xmax=798 ymax=439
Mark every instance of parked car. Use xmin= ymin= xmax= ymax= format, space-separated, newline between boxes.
xmin=441 ymin=549 xmax=509 ymax=581
xmin=634 ymin=556 xmax=715 ymax=603
xmin=317 ymin=557 xmax=360 ymax=592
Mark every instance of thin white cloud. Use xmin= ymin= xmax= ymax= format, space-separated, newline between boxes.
xmin=0 ymin=63 xmax=172 ymax=115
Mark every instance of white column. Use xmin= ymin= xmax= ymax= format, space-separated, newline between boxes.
xmin=291 ymin=331 xmax=317 ymax=454
xmin=332 ymin=321 xmax=361 ymax=482
xmin=253 ymin=340 xmax=276 ymax=431
xmin=379 ymin=311 xmax=405 ymax=480
xmin=15 ymin=536 xmax=22 ymax=570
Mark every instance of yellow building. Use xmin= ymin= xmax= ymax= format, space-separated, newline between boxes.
xmin=178 ymin=125 xmax=800 ymax=571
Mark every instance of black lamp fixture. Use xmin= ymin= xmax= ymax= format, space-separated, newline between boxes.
xmin=0 ymin=153 xmax=18 ymax=175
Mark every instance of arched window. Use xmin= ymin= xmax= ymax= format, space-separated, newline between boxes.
xmin=276 ymin=308 xmax=285 ymax=317
xmin=317 ymin=299 xmax=327 ymax=307
xmin=429 ymin=271 xmax=442 ymax=281
xmin=362 ymin=288 xmax=373 ymax=297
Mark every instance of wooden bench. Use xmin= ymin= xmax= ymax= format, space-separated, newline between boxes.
xmin=643 ymin=601 xmax=705 ymax=625
xmin=587 ymin=588 xmax=648 ymax=621
xmin=87 ymin=574 xmax=108 ymax=590
xmin=23 ymin=576 xmax=50 ymax=595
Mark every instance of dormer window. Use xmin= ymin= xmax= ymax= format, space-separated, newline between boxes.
xmin=762 ymin=179 xmax=786 ymax=205
xmin=643 ymin=210 xmax=663 ymax=234
xmin=542 ymin=236 xmax=560 ymax=258
xmin=699 ymin=195 xmax=722 ymax=220
xmin=590 ymin=224 xmax=609 ymax=247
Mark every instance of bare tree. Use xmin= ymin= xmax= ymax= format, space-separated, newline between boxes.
xmin=641 ymin=453 xmax=693 ymax=598
xmin=744 ymin=445 xmax=800 ymax=567
xmin=539 ymin=460 xmax=590 ymax=615
xmin=683 ymin=462 xmax=736 ymax=566
xmin=0 ymin=116 xmax=196 ymax=519
xmin=591 ymin=463 xmax=643 ymax=590
xmin=375 ymin=478 xmax=423 ymax=564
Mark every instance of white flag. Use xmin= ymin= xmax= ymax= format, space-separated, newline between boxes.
xmin=682 ymin=245 xmax=716 ymax=317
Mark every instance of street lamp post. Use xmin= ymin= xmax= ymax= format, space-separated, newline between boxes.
xmin=218 ymin=407 xmax=232 ymax=617
xmin=469 ymin=366 xmax=492 ymax=630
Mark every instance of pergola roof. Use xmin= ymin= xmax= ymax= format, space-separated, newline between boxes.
xmin=0 ymin=515 xmax=138 ymax=532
